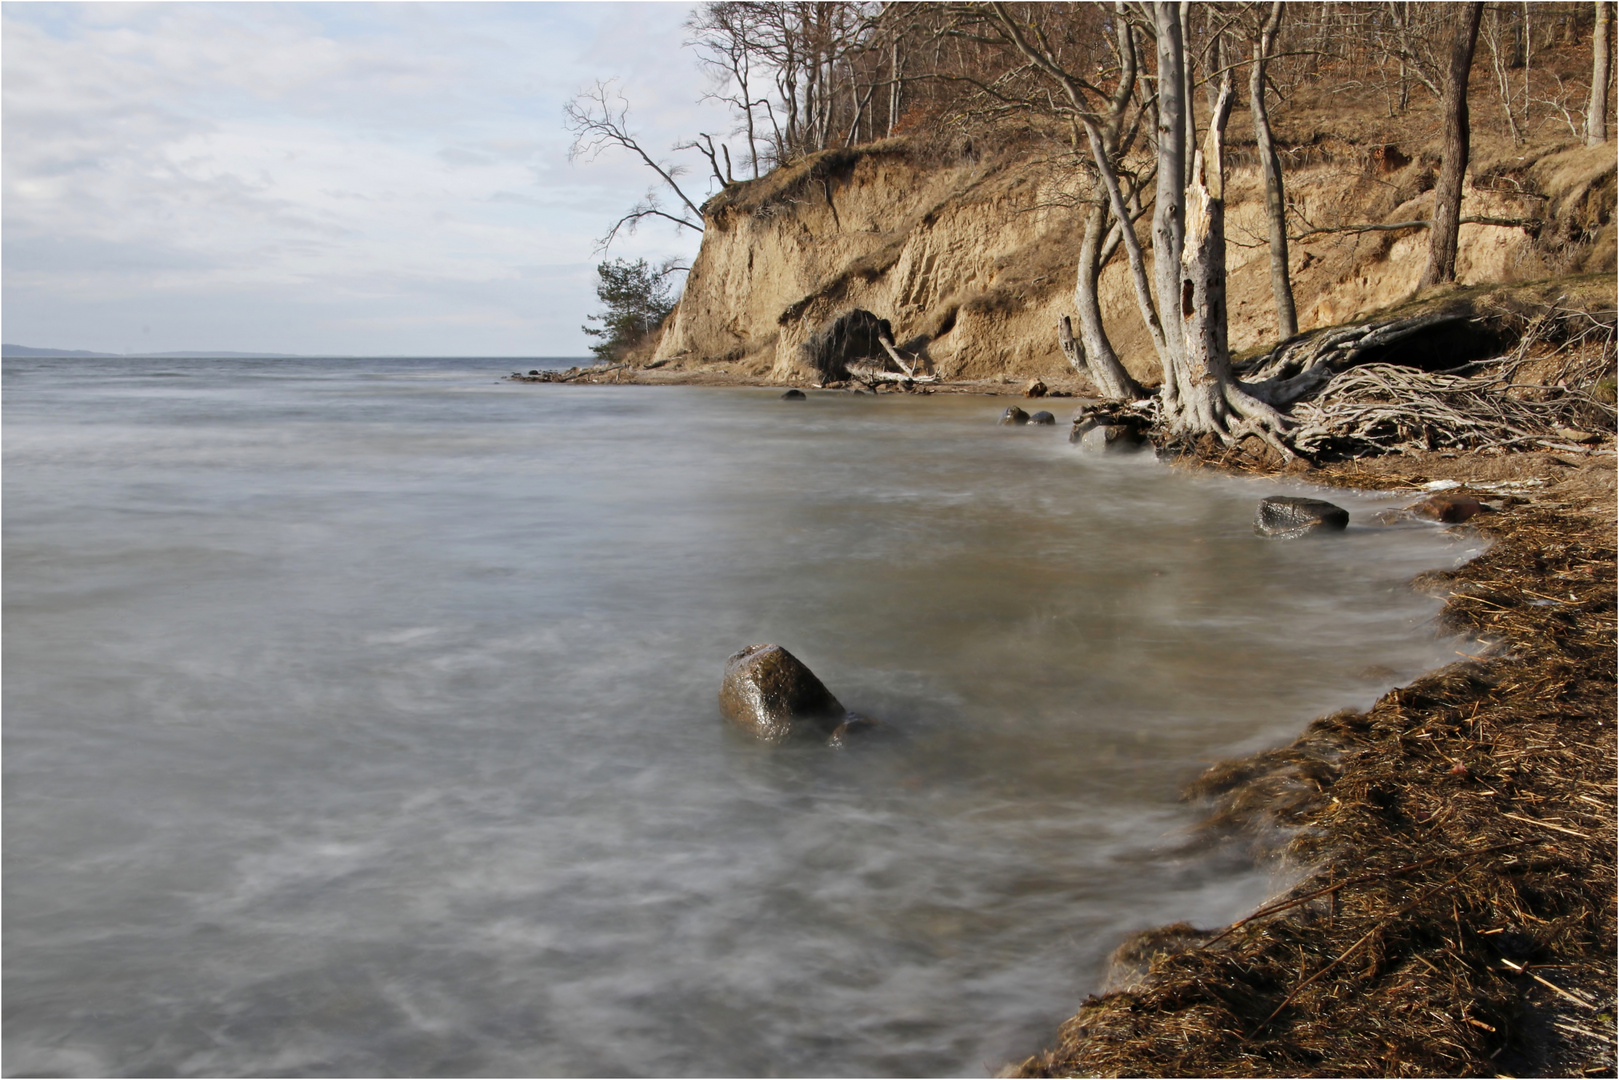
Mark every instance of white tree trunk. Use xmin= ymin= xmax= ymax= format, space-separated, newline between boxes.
xmin=1152 ymin=2 xmax=1189 ymax=413
xmin=1590 ymin=0 xmax=1613 ymax=145
xmin=1063 ymin=204 xmax=1146 ymax=401
xmin=1157 ymin=28 xmax=1291 ymax=452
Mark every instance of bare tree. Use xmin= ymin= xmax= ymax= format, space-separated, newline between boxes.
xmin=687 ymin=3 xmax=768 ymax=177
xmin=1248 ymin=0 xmax=1297 ymax=340
xmin=982 ymin=2 xmax=1288 ymax=447
xmin=1590 ymin=0 xmax=1614 ymax=144
xmin=969 ymin=2 xmax=1147 ymax=401
xmin=565 ymin=80 xmax=709 ymax=247
xmin=1421 ymin=3 xmax=1484 ymax=289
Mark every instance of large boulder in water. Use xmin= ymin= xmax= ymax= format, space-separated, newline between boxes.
xmin=1255 ymin=496 xmax=1350 ymax=538
xmin=1027 ymin=410 xmax=1056 ymax=425
xmin=718 ymin=644 xmax=874 ymax=746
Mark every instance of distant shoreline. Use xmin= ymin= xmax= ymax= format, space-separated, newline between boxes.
xmin=1 ymin=345 xmax=594 ymax=363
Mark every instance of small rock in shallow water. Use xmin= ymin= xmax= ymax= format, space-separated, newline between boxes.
xmin=718 ymin=643 xmax=874 ymax=746
xmin=1407 ymin=493 xmax=1487 ymax=523
xmin=1027 ymin=410 xmax=1055 ymax=425
xmin=999 ymin=406 xmax=1030 ymax=425
xmin=1070 ymin=415 xmax=1149 ymax=452
xmin=780 ymin=389 xmax=807 ymax=400
xmin=1255 ymin=496 xmax=1350 ymax=538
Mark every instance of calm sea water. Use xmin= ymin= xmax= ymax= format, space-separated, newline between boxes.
xmin=3 ymin=357 xmax=1479 ymax=1077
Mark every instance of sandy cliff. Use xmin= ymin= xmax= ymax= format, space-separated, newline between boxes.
xmin=648 ymin=136 xmax=1614 ymax=387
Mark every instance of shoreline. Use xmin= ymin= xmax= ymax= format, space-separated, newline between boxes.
xmin=1024 ymin=448 xmax=1616 ymax=1077
xmin=512 ymin=372 xmax=1615 ymax=1075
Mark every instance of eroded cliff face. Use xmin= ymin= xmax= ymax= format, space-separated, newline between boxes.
xmin=649 ymin=137 xmax=1615 ymax=387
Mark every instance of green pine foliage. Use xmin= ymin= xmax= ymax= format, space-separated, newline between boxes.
xmin=582 ymin=258 xmax=678 ymax=363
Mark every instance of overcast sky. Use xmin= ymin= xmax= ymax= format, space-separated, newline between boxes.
xmin=3 ymin=1 xmax=730 ymax=356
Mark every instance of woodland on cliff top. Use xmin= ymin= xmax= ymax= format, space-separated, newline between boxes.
xmin=573 ymin=2 xmax=1615 ymax=459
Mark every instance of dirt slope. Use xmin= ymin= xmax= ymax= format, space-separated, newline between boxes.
xmin=647 ymin=136 xmax=1613 ymax=388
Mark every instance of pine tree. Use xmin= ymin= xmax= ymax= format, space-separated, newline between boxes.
xmin=581 ymin=258 xmax=678 ymax=363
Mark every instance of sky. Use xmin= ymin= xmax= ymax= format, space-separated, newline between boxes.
xmin=2 ymin=1 xmax=733 ymax=356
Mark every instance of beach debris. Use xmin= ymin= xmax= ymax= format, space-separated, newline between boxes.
xmin=718 ymin=644 xmax=875 ymax=747
xmin=1254 ymin=496 xmax=1350 ymax=538
xmin=780 ymin=388 xmax=807 ymax=400
xmin=1000 ymin=406 xmax=1030 ymax=425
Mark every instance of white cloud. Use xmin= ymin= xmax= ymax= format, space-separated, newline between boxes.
xmin=2 ymin=1 xmax=733 ymax=355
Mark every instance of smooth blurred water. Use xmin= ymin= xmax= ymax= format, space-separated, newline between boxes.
xmin=3 ymin=357 xmax=1480 ymax=1078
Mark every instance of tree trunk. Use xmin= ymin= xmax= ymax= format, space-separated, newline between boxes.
xmin=1152 ymin=2 xmax=1189 ymax=412
xmin=1180 ymin=1 xmax=1197 ymax=194
xmin=1065 ymin=202 xmax=1146 ymax=401
xmin=1156 ymin=19 xmax=1291 ymax=452
xmin=1590 ymin=0 xmax=1613 ymax=145
xmin=888 ymin=39 xmax=903 ymax=137
xmin=1421 ymin=3 xmax=1484 ymax=289
xmin=1249 ymin=0 xmax=1298 ymax=339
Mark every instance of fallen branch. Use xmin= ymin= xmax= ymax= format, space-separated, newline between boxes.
xmin=1292 ymin=215 xmax=1539 ymax=240
xmin=846 ymin=363 xmax=937 ymax=385
xmin=876 ymin=334 xmax=916 ymax=378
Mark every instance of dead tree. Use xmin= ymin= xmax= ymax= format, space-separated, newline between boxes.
xmin=1156 ymin=6 xmax=1286 ymax=446
xmin=1248 ymin=0 xmax=1297 ymax=340
xmin=565 ymin=81 xmax=709 ymax=247
xmin=1420 ymin=3 xmax=1484 ymax=289
xmin=1590 ymin=0 xmax=1614 ymax=145
xmin=974 ymin=2 xmax=1146 ymax=402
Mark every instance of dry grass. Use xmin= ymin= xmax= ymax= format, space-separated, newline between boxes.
xmin=1010 ymin=492 xmax=1616 ymax=1078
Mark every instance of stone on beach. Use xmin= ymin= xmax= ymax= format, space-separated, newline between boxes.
xmin=1407 ymin=493 xmax=1487 ymax=523
xmin=1023 ymin=379 xmax=1048 ymax=398
xmin=1255 ymin=495 xmax=1350 ymax=538
xmin=1070 ymin=414 xmax=1149 ymax=452
xmin=718 ymin=644 xmax=874 ymax=746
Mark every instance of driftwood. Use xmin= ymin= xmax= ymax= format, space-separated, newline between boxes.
xmin=876 ymin=334 xmax=916 ymax=378
xmin=510 ymin=363 xmax=630 ymax=383
xmin=846 ymin=363 xmax=937 ymax=385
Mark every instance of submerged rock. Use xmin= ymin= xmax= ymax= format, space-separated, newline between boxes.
xmin=1028 ymin=410 xmax=1056 ymax=425
xmin=1070 ymin=414 xmax=1149 ymax=452
xmin=1407 ymin=493 xmax=1487 ymax=523
xmin=1255 ymin=496 xmax=1350 ymax=538
xmin=999 ymin=406 xmax=1030 ymax=426
xmin=780 ymin=388 xmax=807 ymax=400
xmin=718 ymin=644 xmax=875 ymax=746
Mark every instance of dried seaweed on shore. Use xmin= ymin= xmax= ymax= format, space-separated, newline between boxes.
xmin=1013 ymin=501 xmax=1617 ymax=1078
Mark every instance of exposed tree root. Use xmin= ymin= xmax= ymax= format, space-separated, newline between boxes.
xmin=1162 ymin=381 xmax=1297 ymax=461
xmin=1238 ymin=311 xmax=1475 ymax=407
xmin=1291 ymin=361 xmax=1616 ymax=457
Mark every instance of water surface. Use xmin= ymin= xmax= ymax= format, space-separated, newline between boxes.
xmin=3 ymin=357 xmax=1479 ymax=1077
